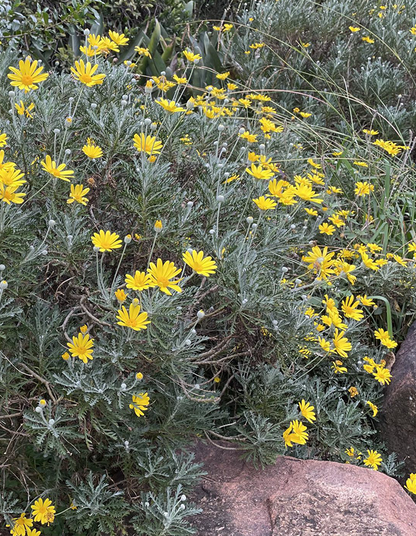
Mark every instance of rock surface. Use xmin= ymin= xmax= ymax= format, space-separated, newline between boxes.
xmin=381 ymin=320 xmax=416 ymax=474
xmin=190 ymin=440 xmax=416 ymax=536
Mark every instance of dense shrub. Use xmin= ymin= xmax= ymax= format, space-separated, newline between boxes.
xmin=2 ymin=0 xmax=416 ymax=534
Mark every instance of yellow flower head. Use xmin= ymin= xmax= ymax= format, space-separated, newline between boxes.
xmin=80 ymin=44 xmax=100 ymax=57
xmin=405 ymin=474 xmax=416 ymax=495
xmin=253 ymin=196 xmax=277 ymax=210
xmin=374 ymin=328 xmax=397 ymax=348
xmin=116 ymin=302 xmax=150 ymax=331
xmin=31 ymin=498 xmax=56 ymax=525
xmin=355 ymin=181 xmax=374 ymax=197
xmin=156 ymin=98 xmax=186 ymax=113
xmin=363 ymin=129 xmax=379 ymax=136
xmin=8 ymin=57 xmax=49 ymax=93
xmin=239 ymin=131 xmax=257 ymax=143
xmin=341 ymin=295 xmax=364 ymax=321
xmin=91 ymin=230 xmax=122 ymax=252
xmin=372 ymin=139 xmax=405 ymax=156
xmin=15 ymin=100 xmax=35 ymax=118
xmin=373 ymin=364 xmax=392 ymax=385
xmin=245 ymin=163 xmax=275 ymax=180
xmin=319 ymin=223 xmax=336 ymax=235
xmin=0 ymin=184 xmax=26 ymax=205
xmin=115 ymin=288 xmax=128 ymax=302
xmin=302 ymin=246 xmax=335 ymax=280
xmin=71 ymin=59 xmax=106 ymax=87
xmin=125 ymin=270 xmax=154 ymax=291
xmin=183 ymin=50 xmax=202 ymax=63
xmin=147 ymin=258 xmax=183 ymax=295
xmin=129 ymin=393 xmax=150 ymax=417
xmin=0 ymin=167 xmax=26 ymax=187
xmin=332 ymin=329 xmax=352 ymax=358
xmin=9 ymin=513 xmax=33 ymax=536
xmin=98 ymin=36 xmax=119 ymax=53
xmin=283 ymin=419 xmax=308 ymax=447
xmin=183 ymin=250 xmax=217 ymax=276
xmin=135 ymin=47 xmax=152 ymax=58
xmin=82 ymin=138 xmax=103 ymax=159
xmin=67 ymin=184 xmax=90 ymax=205
xmin=299 ymin=400 xmax=316 ymax=423
xmin=363 ymin=449 xmax=382 ymax=470
xmin=88 ymin=34 xmax=101 ymax=48
xmin=133 ymin=133 xmax=163 ymax=156
xmin=41 ymin=155 xmax=74 ymax=182
xmin=332 ymin=360 xmax=347 ymax=374
xmin=67 ymin=332 xmax=94 ymax=363
xmin=294 ymin=183 xmax=323 ymax=204
xmin=109 ymin=30 xmax=129 ymax=46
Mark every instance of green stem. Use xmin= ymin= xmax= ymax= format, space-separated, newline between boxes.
xmin=147 ymin=233 xmax=158 ymax=269
xmin=111 ymin=242 xmax=128 ymax=291
xmin=369 ymin=295 xmax=393 ymax=337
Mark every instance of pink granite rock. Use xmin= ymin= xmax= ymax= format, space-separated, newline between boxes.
xmin=190 ymin=441 xmax=416 ymax=536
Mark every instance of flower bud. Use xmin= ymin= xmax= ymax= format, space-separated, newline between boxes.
xmin=246 ymin=216 xmax=253 ymax=224
xmin=154 ymin=220 xmax=163 ymax=232
xmin=197 ymin=310 xmax=205 ymax=319
xmin=124 ymin=234 xmax=132 ymax=244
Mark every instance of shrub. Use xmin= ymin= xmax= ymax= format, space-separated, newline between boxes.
xmin=2 ymin=1 xmax=416 ymax=534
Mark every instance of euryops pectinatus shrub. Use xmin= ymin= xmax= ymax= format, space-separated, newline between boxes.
xmin=3 ymin=0 xmax=416 ymax=534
